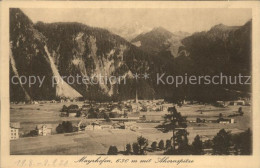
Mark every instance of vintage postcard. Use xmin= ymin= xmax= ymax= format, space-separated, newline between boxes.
xmin=1 ymin=1 xmax=260 ymax=168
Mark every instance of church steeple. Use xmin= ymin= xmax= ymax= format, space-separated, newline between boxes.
xmin=135 ymin=89 xmax=138 ymax=103
xmin=135 ymin=89 xmax=139 ymax=112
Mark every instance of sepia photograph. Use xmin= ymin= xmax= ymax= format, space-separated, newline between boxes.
xmin=8 ymin=7 xmax=253 ymax=156
xmin=1 ymin=1 xmax=260 ymax=168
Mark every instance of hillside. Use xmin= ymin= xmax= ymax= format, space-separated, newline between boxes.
xmin=10 ymin=8 xmax=157 ymax=101
xmin=9 ymin=8 xmax=252 ymax=102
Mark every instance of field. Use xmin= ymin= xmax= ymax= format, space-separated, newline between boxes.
xmin=10 ymin=102 xmax=251 ymax=155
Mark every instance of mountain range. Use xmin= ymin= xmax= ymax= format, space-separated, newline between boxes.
xmin=108 ymin=22 xmax=152 ymax=41
xmin=131 ymin=27 xmax=190 ymax=58
xmin=9 ymin=8 xmax=252 ymax=102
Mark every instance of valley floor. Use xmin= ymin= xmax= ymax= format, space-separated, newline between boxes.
xmin=10 ymin=102 xmax=251 ymax=155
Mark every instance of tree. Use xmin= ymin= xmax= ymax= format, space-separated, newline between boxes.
xmin=137 ymin=136 xmax=148 ymax=155
xmin=56 ymin=121 xmax=73 ymax=133
xmin=239 ymin=128 xmax=252 ymax=155
xmin=158 ymin=140 xmax=165 ymax=150
xmin=63 ymin=121 xmax=73 ymax=133
xmin=88 ymin=108 xmax=98 ymax=118
xmin=123 ymin=110 xmax=128 ymax=118
xmin=156 ymin=106 xmax=187 ymax=151
xmin=68 ymin=104 xmax=79 ymax=109
xmin=213 ymin=129 xmax=232 ymax=155
xmin=56 ymin=124 xmax=64 ymax=133
xmin=196 ymin=118 xmax=202 ymax=123
xmin=132 ymin=142 xmax=139 ymax=155
xmin=191 ymin=135 xmax=203 ymax=155
xmin=166 ymin=139 xmax=172 ymax=150
xmin=177 ymin=101 xmax=182 ymax=107
xmin=218 ymin=113 xmax=223 ymax=119
xmin=97 ymin=111 xmax=105 ymax=118
xmin=125 ymin=143 xmax=132 ymax=155
xmin=175 ymin=129 xmax=191 ymax=155
xmin=76 ymin=110 xmax=81 ymax=117
xmin=233 ymin=128 xmax=252 ymax=155
xmin=26 ymin=129 xmax=38 ymax=137
xmin=104 ymin=113 xmax=111 ymax=122
xmin=238 ymin=107 xmax=244 ymax=116
xmin=107 ymin=146 xmax=118 ymax=155
xmin=164 ymin=129 xmax=191 ymax=155
xmin=151 ymin=141 xmax=157 ymax=151
xmin=109 ymin=112 xmax=119 ymax=118
xmin=60 ymin=105 xmax=68 ymax=112
xmin=203 ymin=139 xmax=213 ymax=149
xmin=238 ymin=107 xmax=242 ymax=113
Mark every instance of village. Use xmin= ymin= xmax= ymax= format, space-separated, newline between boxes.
xmin=10 ymin=96 xmax=251 ymax=152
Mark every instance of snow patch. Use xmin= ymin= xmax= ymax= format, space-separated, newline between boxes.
xmin=132 ymin=41 xmax=141 ymax=47
xmin=44 ymin=45 xmax=82 ymax=99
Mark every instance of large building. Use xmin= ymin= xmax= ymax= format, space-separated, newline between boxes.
xmin=10 ymin=122 xmax=20 ymax=140
xmin=36 ymin=124 xmax=52 ymax=136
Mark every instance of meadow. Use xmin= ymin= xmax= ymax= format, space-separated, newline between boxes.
xmin=10 ymin=102 xmax=251 ymax=155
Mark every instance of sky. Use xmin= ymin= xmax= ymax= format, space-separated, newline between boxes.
xmin=21 ymin=8 xmax=252 ymax=33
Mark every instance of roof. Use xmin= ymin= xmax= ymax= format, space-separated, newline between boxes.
xmin=36 ymin=124 xmax=52 ymax=129
xmin=10 ymin=122 xmax=21 ymax=129
xmin=68 ymin=109 xmax=78 ymax=113
xmin=218 ymin=118 xmax=231 ymax=122
xmin=113 ymin=123 xmax=125 ymax=127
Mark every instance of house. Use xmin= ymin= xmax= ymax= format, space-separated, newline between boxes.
xmin=229 ymin=100 xmax=245 ymax=106
xmin=245 ymin=101 xmax=251 ymax=106
xmin=59 ymin=99 xmax=65 ymax=103
xmin=36 ymin=124 xmax=52 ymax=136
xmin=85 ymin=124 xmax=102 ymax=130
xmin=113 ymin=123 xmax=125 ymax=129
xmin=50 ymin=100 xmax=57 ymax=103
xmin=68 ymin=111 xmax=78 ymax=117
xmin=99 ymin=107 xmax=106 ymax=111
xmin=67 ymin=104 xmax=80 ymax=117
xmin=81 ymin=105 xmax=89 ymax=111
xmin=111 ymin=107 xmax=123 ymax=114
xmin=124 ymin=122 xmax=138 ymax=129
xmin=76 ymin=120 xmax=86 ymax=131
xmin=130 ymin=125 xmax=139 ymax=131
xmin=10 ymin=122 xmax=20 ymax=140
xmin=101 ymin=125 xmax=114 ymax=129
xmin=236 ymin=100 xmax=245 ymax=106
xmin=131 ymin=104 xmax=139 ymax=112
xmin=218 ymin=118 xmax=234 ymax=124
xmin=66 ymin=98 xmax=71 ymax=103
xmin=215 ymin=101 xmax=227 ymax=107
xmin=60 ymin=112 xmax=68 ymax=117
xmin=31 ymin=101 xmax=39 ymax=104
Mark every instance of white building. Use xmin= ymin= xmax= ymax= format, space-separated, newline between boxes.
xmin=218 ymin=118 xmax=235 ymax=124
xmin=229 ymin=100 xmax=245 ymax=106
xmin=111 ymin=107 xmax=123 ymax=114
xmin=36 ymin=124 xmax=52 ymax=136
xmin=85 ymin=124 xmax=102 ymax=130
xmin=10 ymin=122 xmax=20 ymax=140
